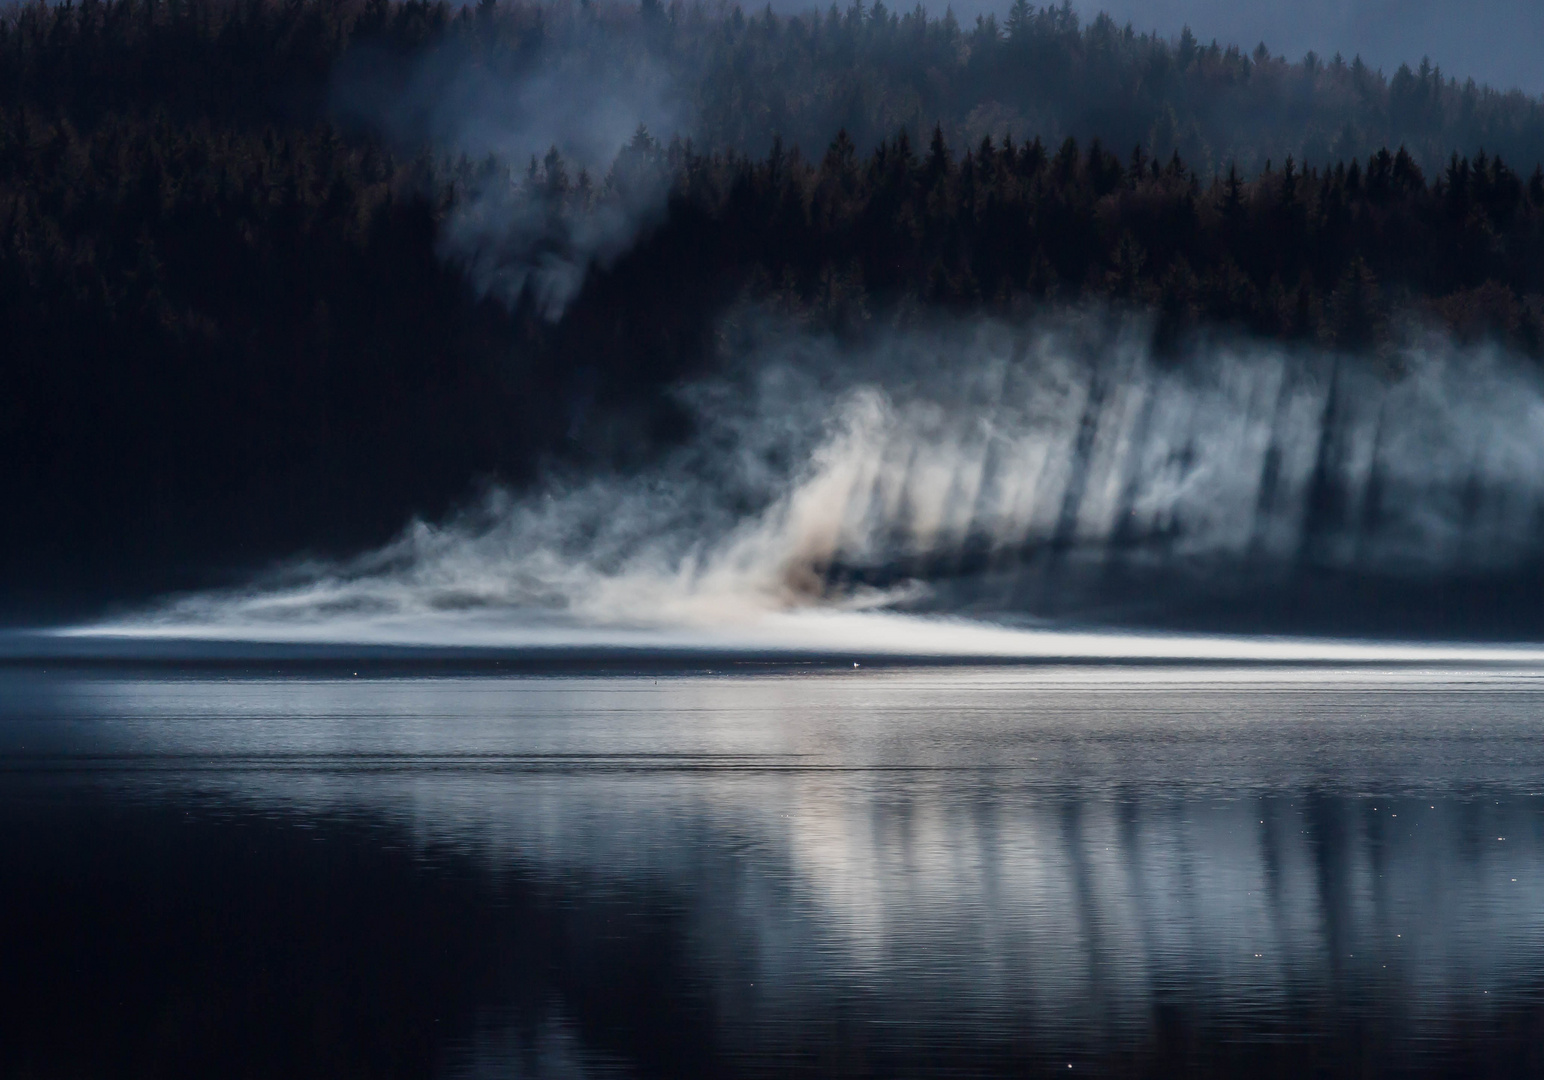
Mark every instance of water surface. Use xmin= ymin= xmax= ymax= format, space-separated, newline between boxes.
xmin=4 ymin=663 xmax=1544 ymax=1077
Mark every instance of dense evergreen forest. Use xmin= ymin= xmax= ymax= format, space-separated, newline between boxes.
xmin=3 ymin=0 xmax=1544 ymax=613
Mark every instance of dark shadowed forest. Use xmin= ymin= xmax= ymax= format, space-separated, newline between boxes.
xmin=3 ymin=0 xmax=1544 ymax=616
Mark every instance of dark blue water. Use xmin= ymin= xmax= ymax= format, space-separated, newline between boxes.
xmin=4 ymin=663 xmax=1544 ymax=1078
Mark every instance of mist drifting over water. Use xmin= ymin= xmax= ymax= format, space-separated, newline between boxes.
xmin=251 ymin=0 xmax=1544 ymax=656
xmin=72 ymin=311 xmax=1544 ymax=656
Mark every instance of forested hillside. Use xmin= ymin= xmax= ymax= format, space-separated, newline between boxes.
xmin=7 ymin=0 xmax=1544 ymax=171
xmin=3 ymin=0 xmax=1543 ymax=614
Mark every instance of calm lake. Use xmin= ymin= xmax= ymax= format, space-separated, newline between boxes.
xmin=3 ymin=663 xmax=1543 ymax=1077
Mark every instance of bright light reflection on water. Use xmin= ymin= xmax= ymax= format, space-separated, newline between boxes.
xmin=3 ymin=665 xmax=1544 ymax=1077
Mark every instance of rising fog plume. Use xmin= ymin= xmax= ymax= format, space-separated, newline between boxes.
xmin=334 ymin=7 xmax=686 ymax=316
xmin=94 ymin=311 xmax=1544 ymax=648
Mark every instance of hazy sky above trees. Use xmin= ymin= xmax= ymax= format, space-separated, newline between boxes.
xmin=1059 ymin=0 xmax=1543 ymax=94
xmin=759 ymin=0 xmax=1543 ymax=95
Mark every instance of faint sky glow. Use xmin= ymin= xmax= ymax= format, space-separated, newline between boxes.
xmin=1062 ymin=0 xmax=1544 ymax=95
xmin=760 ymin=0 xmax=1544 ymax=96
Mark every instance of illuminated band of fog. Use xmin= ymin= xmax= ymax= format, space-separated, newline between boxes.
xmin=51 ymin=609 xmax=1544 ymax=665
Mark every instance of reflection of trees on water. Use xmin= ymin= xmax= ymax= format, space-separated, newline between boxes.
xmin=205 ymin=755 xmax=1544 ymax=1054
xmin=410 ymin=775 xmax=1544 ymax=1076
xmin=18 ymin=671 xmax=1544 ymax=1075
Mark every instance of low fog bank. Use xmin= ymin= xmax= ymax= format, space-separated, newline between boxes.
xmin=91 ymin=310 xmax=1544 ymax=646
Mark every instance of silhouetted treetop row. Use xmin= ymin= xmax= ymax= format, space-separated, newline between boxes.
xmin=471 ymin=128 xmax=1544 ymax=351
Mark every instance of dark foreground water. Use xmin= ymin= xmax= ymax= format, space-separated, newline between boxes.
xmin=4 ymin=663 xmax=1544 ymax=1078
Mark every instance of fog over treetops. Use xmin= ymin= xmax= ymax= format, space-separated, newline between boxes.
xmin=2 ymin=0 xmax=1542 ymax=636
xmin=1066 ymin=0 xmax=1544 ymax=97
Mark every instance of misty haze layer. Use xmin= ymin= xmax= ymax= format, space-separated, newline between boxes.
xmin=83 ymin=313 xmax=1544 ymax=648
xmin=325 ymin=0 xmax=1544 ymax=182
xmin=334 ymin=10 xmax=685 ymax=317
xmin=752 ymin=0 xmax=1544 ymax=95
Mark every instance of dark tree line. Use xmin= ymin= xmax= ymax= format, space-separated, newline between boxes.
xmin=615 ymin=130 xmax=1544 ymax=350
xmin=4 ymin=0 xmax=1544 ymax=614
xmin=0 ymin=110 xmax=538 ymax=609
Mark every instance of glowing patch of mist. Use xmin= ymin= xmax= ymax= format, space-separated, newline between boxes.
xmin=62 ymin=314 xmax=1544 ymax=662
xmin=335 ymin=14 xmax=687 ymax=320
xmin=64 ymin=605 xmax=1544 ymax=666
